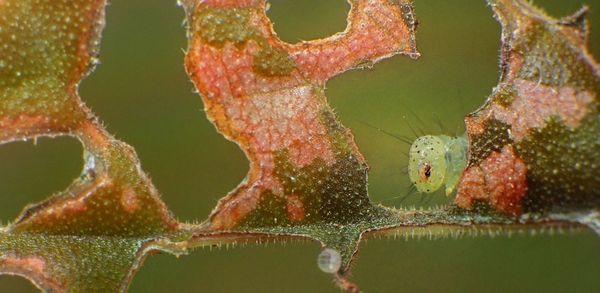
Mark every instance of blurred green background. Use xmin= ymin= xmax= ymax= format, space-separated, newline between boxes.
xmin=1 ymin=0 xmax=600 ymax=292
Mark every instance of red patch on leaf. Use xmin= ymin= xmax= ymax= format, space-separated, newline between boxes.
xmin=0 ymin=115 xmax=54 ymax=143
xmin=289 ymin=0 xmax=419 ymax=85
xmin=1 ymin=256 xmax=46 ymax=274
xmin=286 ymin=194 xmax=305 ymax=222
xmin=492 ymin=79 xmax=594 ymax=141
xmin=0 ymin=255 xmax=60 ymax=291
xmin=202 ymin=0 xmax=258 ymax=8
xmin=21 ymin=175 xmax=110 ymax=224
xmin=120 ymin=187 xmax=140 ymax=214
xmin=70 ymin=0 xmax=105 ymax=85
xmin=464 ymin=115 xmax=487 ymax=136
xmin=456 ymin=145 xmax=527 ymax=215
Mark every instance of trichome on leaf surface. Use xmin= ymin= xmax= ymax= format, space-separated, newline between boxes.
xmin=0 ymin=0 xmax=599 ymax=292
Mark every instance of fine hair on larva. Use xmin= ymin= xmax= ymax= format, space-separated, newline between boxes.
xmin=356 ymin=110 xmax=467 ymax=205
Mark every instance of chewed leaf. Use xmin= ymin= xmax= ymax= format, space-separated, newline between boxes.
xmin=0 ymin=0 xmax=104 ymax=142
xmin=181 ymin=0 xmax=418 ymax=275
xmin=457 ymin=0 xmax=600 ymax=218
xmin=2 ymin=0 xmax=599 ymax=292
xmin=0 ymin=0 xmax=182 ymax=291
xmin=10 ymin=131 xmax=178 ymax=237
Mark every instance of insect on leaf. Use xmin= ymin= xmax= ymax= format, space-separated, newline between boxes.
xmin=1 ymin=0 xmax=599 ymax=292
xmin=180 ymin=0 xmax=419 ymax=285
xmin=457 ymin=0 xmax=600 ymax=224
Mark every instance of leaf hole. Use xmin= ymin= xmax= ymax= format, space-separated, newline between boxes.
xmin=80 ymin=0 xmax=248 ymax=222
xmin=0 ymin=137 xmax=82 ymax=224
xmin=0 ymin=275 xmax=39 ymax=292
xmin=267 ymin=0 xmax=349 ymax=43
xmin=131 ymin=242 xmax=330 ymax=292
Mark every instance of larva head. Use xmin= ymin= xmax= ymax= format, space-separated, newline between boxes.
xmin=408 ymin=135 xmax=447 ymax=193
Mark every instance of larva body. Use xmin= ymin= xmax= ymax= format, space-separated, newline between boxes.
xmin=408 ymin=134 xmax=467 ymax=196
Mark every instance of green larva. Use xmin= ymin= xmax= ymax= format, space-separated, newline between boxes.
xmin=408 ymin=134 xmax=468 ymax=195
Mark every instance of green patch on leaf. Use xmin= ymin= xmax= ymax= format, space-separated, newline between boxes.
xmin=0 ymin=233 xmax=143 ymax=292
xmin=192 ymin=4 xmax=295 ymax=76
xmin=467 ymin=118 xmax=512 ymax=165
xmin=518 ymin=110 xmax=600 ymax=213
xmin=193 ymin=6 xmax=256 ymax=47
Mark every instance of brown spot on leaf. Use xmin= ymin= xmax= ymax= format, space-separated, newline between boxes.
xmin=456 ymin=145 xmax=527 ymax=216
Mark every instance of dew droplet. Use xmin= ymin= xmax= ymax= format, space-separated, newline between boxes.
xmin=317 ymin=248 xmax=341 ymax=274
